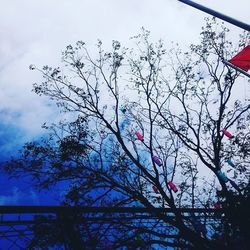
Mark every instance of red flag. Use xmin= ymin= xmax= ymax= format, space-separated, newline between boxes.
xmin=229 ymin=45 xmax=250 ymax=71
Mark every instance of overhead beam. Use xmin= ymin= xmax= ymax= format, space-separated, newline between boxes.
xmin=178 ymin=0 xmax=250 ymax=31
xmin=0 ymin=206 xmax=224 ymax=214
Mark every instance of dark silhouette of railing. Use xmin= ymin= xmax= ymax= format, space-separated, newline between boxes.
xmin=0 ymin=206 xmax=225 ymax=249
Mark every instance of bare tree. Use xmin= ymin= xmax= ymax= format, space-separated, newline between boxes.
xmin=4 ymin=18 xmax=250 ymax=249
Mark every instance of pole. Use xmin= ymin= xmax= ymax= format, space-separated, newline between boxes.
xmin=178 ymin=0 xmax=250 ymax=31
xmin=57 ymin=211 xmax=84 ymax=250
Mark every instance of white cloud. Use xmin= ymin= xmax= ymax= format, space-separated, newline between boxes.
xmin=0 ymin=0 xmax=249 ymax=141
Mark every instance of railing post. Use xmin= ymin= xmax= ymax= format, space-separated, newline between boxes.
xmin=57 ymin=211 xmax=84 ymax=250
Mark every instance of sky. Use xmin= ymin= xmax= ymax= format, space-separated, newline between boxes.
xmin=0 ymin=0 xmax=249 ymax=206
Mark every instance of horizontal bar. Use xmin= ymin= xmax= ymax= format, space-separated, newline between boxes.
xmin=178 ymin=0 xmax=250 ymax=31
xmin=0 ymin=206 xmax=225 ymax=214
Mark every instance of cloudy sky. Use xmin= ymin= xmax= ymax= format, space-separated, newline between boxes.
xmin=0 ymin=0 xmax=249 ymax=205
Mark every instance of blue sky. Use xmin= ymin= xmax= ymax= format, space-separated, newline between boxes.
xmin=0 ymin=0 xmax=249 ymax=205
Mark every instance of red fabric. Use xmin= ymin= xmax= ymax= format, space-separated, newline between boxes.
xmin=229 ymin=45 xmax=250 ymax=71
